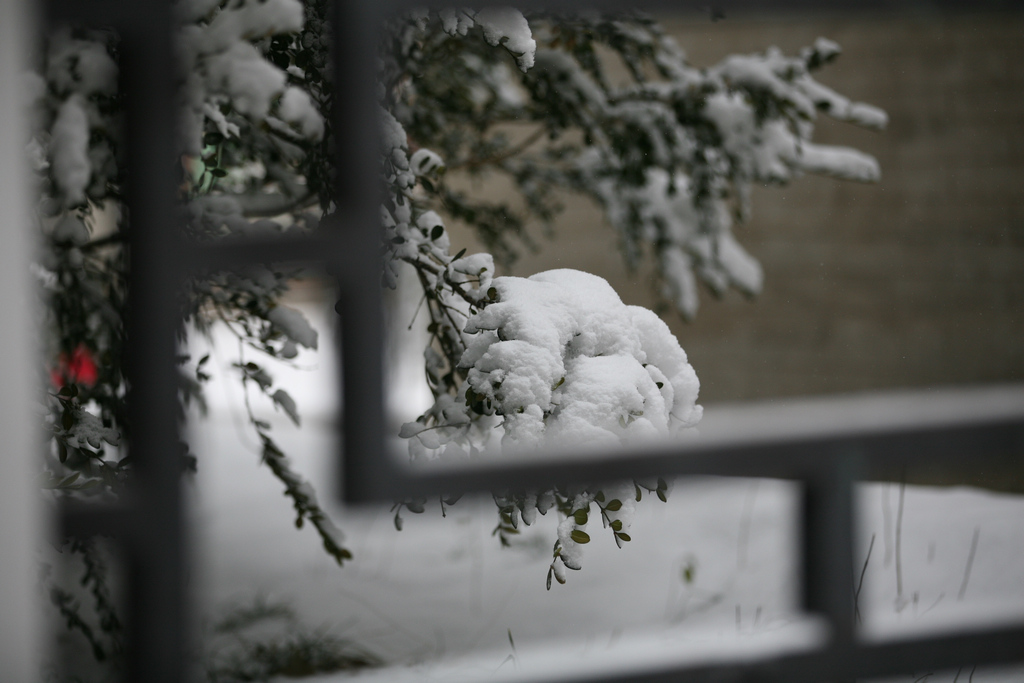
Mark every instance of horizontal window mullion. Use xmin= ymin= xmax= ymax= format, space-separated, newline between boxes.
xmin=346 ymin=409 xmax=1024 ymax=502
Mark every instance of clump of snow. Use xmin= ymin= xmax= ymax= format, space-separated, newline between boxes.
xmin=60 ymin=408 xmax=120 ymax=451
xmin=174 ymin=0 xmax=320 ymax=154
xmin=206 ymin=42 xmax=286 ymax=119
xmin=438 ymin=8 xmax=474 ymax=37
xmin=199 ymin=0 xmax=304 ymax=54
xmin=474 ymin=7 xmax=536 ymax=72
xmin=799 ymin=142 xmax=881 ymax=182
xmin=590 ymin=167 xmax=763 ymax=320
xmin=278 ymin=87 xmax=324 ymax=141
xmin=52 ymin=213 xmax=90 ymax=245
xmin=176 ymin=0 xmax=221 ymax=23
xmin=267 ymin=305 xmax=318 ymax=350
xmin=447 ymin=253 xmax=495 ymax=297
xmin=50 ymin=96 xmax=91 ymax=207
xmin=410 ymin=148 xmax=445 ymax=177
xmin=202 ymin=103 xmax=241 ymax=140
xmin=47 ymin=34 xmax=118 ymax=97
xmin=408 ymin=268 xmax=701 ymax=457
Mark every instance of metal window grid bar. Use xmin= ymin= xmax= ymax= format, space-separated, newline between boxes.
xmin=43 ymin=0 xmax=1024 ymax=682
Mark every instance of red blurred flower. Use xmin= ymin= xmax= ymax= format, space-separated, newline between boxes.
xmin=51 ymin=345 xmax=99 ymax=389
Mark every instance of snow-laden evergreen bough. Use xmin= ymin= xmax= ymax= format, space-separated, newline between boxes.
xmin=381 ymin=7 xmax=884 ymax=581
xmin=31 ymin=0 xmax=884 ymax=664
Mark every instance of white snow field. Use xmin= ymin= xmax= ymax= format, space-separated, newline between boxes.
xmin=185 ymin=297 xmax=1024 ymax=683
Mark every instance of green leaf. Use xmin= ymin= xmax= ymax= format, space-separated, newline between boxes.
xmin=487 ymin=287 xmax=498 ymax=301
xmin=453 ymin=248 xmax=467 ymax=260
xmin=656 ymin=382 xmax=664 ymax=389
xmin=61 ymin=409 xmax=74 ymax=431
xmin=595 ymin=491 xmax=605 ymax=502
xmin=615 ymin=532 xmax=632 ymax=542
xmin=635 ymin=484 xmax=642 ymax=502
xmin=209 ymin=168 xmax=228 ymax=178
xmin=611 ymin=519 xmax=623 ymax=531
xmin=605 ymin=499 xmax=622 ymax=512
xmin=570 ymin=529 xmax=590 ymax=544
xmin=57 ymin=472 xmax=80 ymax=488
xmin=58 ymin=442 xmax=68 ymax=463
xmin=430 ymin=224 xmax=444 ymax=241
xmin=657 ymin=489 xmax=668 ymax=503
xmin=572 ymin=508 xmax=588 ymax=525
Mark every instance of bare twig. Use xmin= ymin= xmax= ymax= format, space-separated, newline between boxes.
xmin=958 ymin=526 xmax=981 ymax=601
xmin=882 ymin=483 xmax=894 ymax=568
xmin=854 ymin=533 xmax=875 ymax=624
xmin=736 ymin=480 xmax=758 ymax=571
xmin=449 ymin=127 xmax=546 ymax=171
xmin=894 ymin=479 xmax=906 ymax=610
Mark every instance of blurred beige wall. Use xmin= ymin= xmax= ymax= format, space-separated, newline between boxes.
xmin=447 ymin=9 xmax=1024 ymax=404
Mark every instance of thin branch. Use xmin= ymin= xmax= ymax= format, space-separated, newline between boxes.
xmin=958 ymin=526 xmax=981 ymax=601
xmin=854 ymin=533 xmax=875 ymax=625
xmin=895 ymin=478 xmax=906 ymax=609
xmin=736 ymin=480 xmax=758 ymax=571
xmin=882 ymin=483 xmax=894 ymax=568
xmin=80 ymin=231 xmax=127 ymax=251
xmin=449 ymin=127 xmax=546 ymax=171
xmin=407 ymin=290 xmax=427 ymax=330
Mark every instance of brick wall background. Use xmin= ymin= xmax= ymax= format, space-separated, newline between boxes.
xmin=447 ymin=9 xmax=1024 ymax=405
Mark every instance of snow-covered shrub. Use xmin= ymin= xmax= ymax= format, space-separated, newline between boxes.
xmin=403 ymin=268 xmax=702 ymax=457
xmin=31 ymin=0 xmax=883 ymax=664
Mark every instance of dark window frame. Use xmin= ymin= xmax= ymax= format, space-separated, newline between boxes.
xmin=45 ymin=0 xmax=1024 ymax=681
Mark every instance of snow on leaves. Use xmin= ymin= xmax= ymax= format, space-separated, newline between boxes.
xmin=460 ymin=269 xmax=702 ymax=451
xmin=267 ymin=305 xmax=318 ymax=351
xmin=50 ymin=96 xmax=91 ymax=207
xmin=474 ymin=7 xmax=537 ymax=72
xmin=389 ymin=12 xmax=886 ymax=320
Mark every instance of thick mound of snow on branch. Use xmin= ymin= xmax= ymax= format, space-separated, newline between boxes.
xmin=461 ymin=269 xmax=701 ymax=452
xmin=474 ymin=7 xmax=536 ymax=72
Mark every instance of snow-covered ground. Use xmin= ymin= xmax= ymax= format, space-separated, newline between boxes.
xmin=185 ymin=296 xmax=1024 ymax=682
